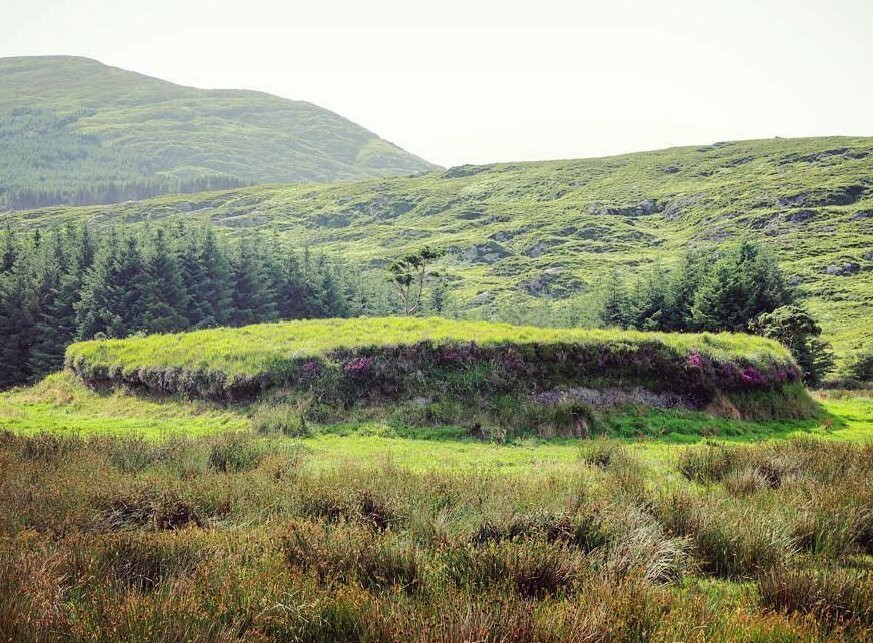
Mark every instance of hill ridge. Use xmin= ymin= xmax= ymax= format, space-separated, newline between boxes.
xmin=0 ymin=55 xmax=438 ymax=210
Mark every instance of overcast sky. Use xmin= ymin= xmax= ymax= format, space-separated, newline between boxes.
xmin=3 ymin=0 xmax=872 ymax=167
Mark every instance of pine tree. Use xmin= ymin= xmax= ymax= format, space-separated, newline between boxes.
xmin=692 ymin=240 xmax=792 ymax=332
xmin=28 ymin=230 xmax=79 ymax=376
xmin=598 ymin=269 xmax=629 ymax=328
xmin=276 ymin=250 xmax=309 ymax=319
xmin=625 ymin=266 xmax=669 ymax=331
xmin=178 ymin=230 xmax=212 ymax=327
xmin=664 ymin=248 xmax=713 ymax=330
xmin=75 ymin=230 xmax=126 ymax=338
xmin=229 ymin=237 xmax=277 ymax=326
xmin=138 ymin=229 xmax=189 ymax=333
xmin=190 ymin=228 xmax=233 ymax=327
xmin=0 ymin=260 xmax=36 ymax=387
xmin=1 ymin=227 xmax=17 ymax=274
xmin=312 ymin=255 xmax=348 ymax=318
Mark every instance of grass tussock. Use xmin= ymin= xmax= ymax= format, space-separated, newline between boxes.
xmin=759 ymin=567 xmax=873 ymax=629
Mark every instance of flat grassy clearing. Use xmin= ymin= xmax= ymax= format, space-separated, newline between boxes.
xmin=0 ymin=373 xmax=248 ymax=438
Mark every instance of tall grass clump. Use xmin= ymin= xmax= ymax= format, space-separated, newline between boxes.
xmin=282 ymin=519 xmax=422 ymax=593
xmin=759 ymin=568 xmax=873 ymax=629
xmin=207 ymin=432 xmax=265 ymax=472
xmin=442 ymin=539 xmax=586 ymax=598
xmin=658 ymin=492 xmax=796 ymax=579
xmin=251 ymin=400 xmax=311 ymax=437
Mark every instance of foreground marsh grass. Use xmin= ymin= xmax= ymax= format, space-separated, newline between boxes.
xmin=2 ymin=370 xmax=872 ymax=639
xmin=1 ymin=432 xmax=872 ymax=641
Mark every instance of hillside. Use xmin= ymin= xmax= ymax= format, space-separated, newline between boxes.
xmin=0 ymin=56 xmax=437 ymax=210
xmin=6 ymin=135 xmax=872 ymax=362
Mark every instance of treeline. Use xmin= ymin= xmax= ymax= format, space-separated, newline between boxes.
xmin=0 ymin=225 xmax=397 ymax=389
xmin=0 ymin=107 xmax=247 ymax=210
xmin=597 ymin=240 xmax=834 ymax=384
xmin=0 ymin=174 xmax=248 ymax=211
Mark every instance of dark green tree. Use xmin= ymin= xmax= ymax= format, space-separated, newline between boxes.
xmin=188 ymin=228 xmax=233 ymax=328
xmin=751 ymin=305 xmax=834 ymax=385
xmin=229 ymin=237 xmax=277 ymax=326
xmin=847 ymin=350 xmax=873 ymax=383
xmin=692 ymin=241 xmax=792 ymax=332
xmin=75 ymin=230 xmax=129 ymax=338
xmin=625 ymin=265 xmax=669 ymax=331
xmin=663 ymin=248 xmax=713 ymax=330
xmin=0 ymin=261 xmax=36 ymax=387
xmin=138 ymin=228 xmax=189 ymax=333
xmin=597 ymin=268 xmax=630 ymax=328
xmin=27 ymin=230 xmax=79 ymax=376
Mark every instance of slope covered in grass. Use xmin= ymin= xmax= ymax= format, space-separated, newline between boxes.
xmin=64 ymin=317 xmax=805 ymax=420
xmin=0 ymin=56 xmax=436 ymax=209
xmin=0 ymin=372 xmax=248 ymax=438
xmin=8 ymin=136 xmax=872 ymax=362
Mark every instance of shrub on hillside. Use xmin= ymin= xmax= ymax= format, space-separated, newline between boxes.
xmin=848 ymin=349 xmax=873 ymax=383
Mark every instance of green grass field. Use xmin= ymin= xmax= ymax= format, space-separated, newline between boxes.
xmin=2 ymin=372 xmax=870 ymax=456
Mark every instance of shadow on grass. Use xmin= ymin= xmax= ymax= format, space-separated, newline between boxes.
xmin=310 ymin=400 xmax=843 ymax=447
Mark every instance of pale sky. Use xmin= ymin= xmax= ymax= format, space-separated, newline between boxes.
xmin=3 ymin=0 xmax=872 ymax=167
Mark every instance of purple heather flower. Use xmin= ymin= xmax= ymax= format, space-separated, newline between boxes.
xmin=686 ymin=352 xmax=703 ymax=369
xmin=500 ymin=352 xmax=525 ymax=372
xmin=302 ymin=360 xmax=322 ymax=376
xmin=441 ymin=349 xmax=463 ymax=362
xmin=739 ymin=366 xmax=766 ymax=385
xmin=343 ymin=356 xmax=374 ymax=375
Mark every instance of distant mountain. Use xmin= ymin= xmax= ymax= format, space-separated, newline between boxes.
xmin=0 ymin=56 xmax=438 ymax=210
xmin=5 ymin=135 xmax=872 ymax=364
